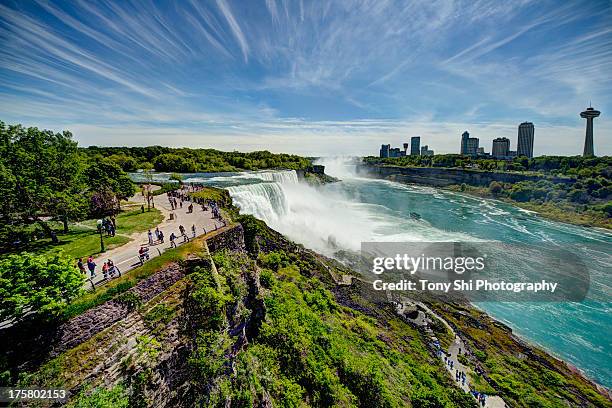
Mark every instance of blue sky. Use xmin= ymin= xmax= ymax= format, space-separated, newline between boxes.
xmin=0 ymin=0 xmax=611 ymax=156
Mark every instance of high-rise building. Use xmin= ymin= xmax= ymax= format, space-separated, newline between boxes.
xmin=466 ymin=137 xmax=479 ymax=156
xmin=420 ymin=145 xmax=434 ymax=156
xmin=460 ymin=131 xmax=480 ymax=156
xmin=410 ymin=136 xmax=421 ymax=156
xmin=380 ymin=144 xmax=390 ymax=158
xmin=517 ymin=122 xmax=534 ymax=158
xmin=403 ymin=143 xmax=409 ymax=155
xmin=389 ymin=147 xmax=401 ymax=157
xmin=460 ymin=131 xmax=470 ymax=154
xmin=492 ymin=137 xmax=510 ymax=158
xmin=580 ymin=106 xmax=600 ymax=157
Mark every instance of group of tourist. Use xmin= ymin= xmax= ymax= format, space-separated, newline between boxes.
xmin=77 ymin=256 xmax=119 ymax=280
xmin=167 ymin=188 xmax=223 ymax=221
xmin=77 ymin=185 xmax=227 ymax=287
xmin=101 ymin=217 xmax=116 ymax=237
xmin=147 ymin=227 xmax=165 ymax=245
xmin=471 ymin=391 xmax=488 ymax=406
xmin=433 ymin=339 xmax=488 ymax=406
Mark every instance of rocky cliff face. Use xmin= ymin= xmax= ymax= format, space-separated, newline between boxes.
xmin=358 ymin=164 xmax=575 ymax=187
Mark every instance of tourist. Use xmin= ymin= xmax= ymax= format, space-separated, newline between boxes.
xmin=102 ymin=262 xmax=109 ymax=279
xmin=77 ymin=258 xmax=86 ymax=274
xmin=87 ymin=256 xmax=96 ymax=278
xmin=158 ymin=230 xmax=164 ymax=243
xmin=148 ymin=229 xmax=153 ymax=245
xmin=169 ymin=232 xmax=177 ymax=248
xmin=139 ymin=246 xmax=150 ymax=262
xmin=191 ymin=224 xmax=196 ymax=237
xmin=107 ymin=259 xmax=119 ymax=276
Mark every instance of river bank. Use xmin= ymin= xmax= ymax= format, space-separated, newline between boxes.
xmin=444 ymin=183 xmax=612 ymax=229
xmin=357 ymin=163 xmax=611 ymax=230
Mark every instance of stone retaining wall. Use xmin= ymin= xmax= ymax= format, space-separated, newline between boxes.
xmin=206 ymin=224 xmax=245 ymax=253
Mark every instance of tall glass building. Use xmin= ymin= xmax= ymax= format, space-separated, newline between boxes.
xmin=410 ymin=136 xmax=420 ymax=156
xmin=517 ymin=122 xmax=534 ymax=158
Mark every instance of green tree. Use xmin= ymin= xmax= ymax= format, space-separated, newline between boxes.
xmin=0 ymin=252 xmax=84 ymax=322
xmin=141 ymin=162 xmax=154 ymax=211
xmin=85 ymin=159 xmax=135 ymax=216
xmin=169 ymin=172 xmax=183 ymax=184
xmin=153 ymin=153 xmax=197 ymax=172
xmin=0 ymin=122 xmax=88 ymax=241
xmin=106 ymin=154 xmax=138 ymax=172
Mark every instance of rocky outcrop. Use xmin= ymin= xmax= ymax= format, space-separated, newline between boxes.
xmin=206 ymin=224 xmax=245 ymax=253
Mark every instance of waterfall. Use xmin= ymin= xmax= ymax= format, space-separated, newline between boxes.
xmin=248 ymin=169 xmax=299 ymax=184
xmin=224 ymin=168 xmax=390 ymax=254
xmin=226 ymin=182 xmax=289 ymax=222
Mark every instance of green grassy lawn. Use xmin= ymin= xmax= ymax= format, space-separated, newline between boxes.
xmin=80 ymin=208 xmax=163 ymax=235
xmin=191 ymin=187 xmax=231 ymax=204
xmin=44 ymin=229 xmax=130 ymax=260
xmin=20 ymin=208 xmax=164 ymax=260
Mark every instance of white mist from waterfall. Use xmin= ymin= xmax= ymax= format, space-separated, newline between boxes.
xmin=314 ymin=156 xmax=360 ymax=180
xmin=225 ymin=160 xmax=472 ymax=256
xmin=227 ymin=171 xmax=381 ymax=254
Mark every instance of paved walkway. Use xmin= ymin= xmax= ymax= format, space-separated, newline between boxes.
xmin=85 ymin=190 xmax=223 ymax=288
xmin=417 ymin=302 xmax=506 ymax=408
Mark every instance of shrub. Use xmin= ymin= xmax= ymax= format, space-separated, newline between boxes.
xmin=0 ymin=252 xmax=84 ymax=321
xmin=489 ymin=181 xmax=503 ymax=196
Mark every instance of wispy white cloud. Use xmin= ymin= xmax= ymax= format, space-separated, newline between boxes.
xmin=215 ymin=0 xmax=250 ymax=62
xmin=0 ymin=0 xmax=610 ymax=156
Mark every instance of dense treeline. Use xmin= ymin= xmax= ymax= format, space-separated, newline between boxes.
xmin=365 ymin=154 xmax=612 ymax=227
xmin=365 ymin=154 xmax=611 ymax=179
xmin=82 ymin=146 xmax=311 ymax=173
xmin=0 ymin=122 xmax=135 ymax=249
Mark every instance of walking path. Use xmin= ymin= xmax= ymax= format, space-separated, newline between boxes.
xmin=398 ymin=299 xmax=506 ymax=408
xmin=85 ymin=190 xmax=224 ymax=288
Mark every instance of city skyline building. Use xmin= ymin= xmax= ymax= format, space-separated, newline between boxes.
xmin=379 ymin=144 xmax=390 ymax=158
xmin=410 ymin=136 xmax=421 ymax=156
xmin=492 ymin=137 xmax=511 ymax=158
xmin=517 ymin=122 xmax=535 ymax=158
xmin=466 ymin=137 xmax=479 ymax=156
xmin=421 ymin=145 xmax=434 ymax=156
xmin=460 ymin=131 xmax=480 ymax=156
xmin=460 ymin=131 xmax=469 ymax=155
xmin=580 ymin=105 xmax=600 ymax=157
